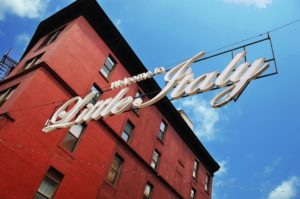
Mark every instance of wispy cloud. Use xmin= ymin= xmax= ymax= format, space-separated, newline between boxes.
xmin=0 ymin=31 xmax=4 ymax=37
xmin=223 ymin=0 xmax=272 ymax=8
xmin=216 ymin=160 xmax=228 ymax=177
xmin=212 ymin=173 xmax=236 ymax=199
xmin=215 ymin=177 xmax=236 ymax=187
xmin=177 ymin=96 xmax=221 ymax=141
xmin=114 ymin=18 xmax=122 ymax=29
xmin=213 ymin=159 xmax=230 ymax=199
xmin=0 ymin=0 xmax=49 ymax=21
xmin=16 ymin=33 xmax=30 ymax=51
xmin=268 ymin=176 xmax=300 ymax=199
xmin=55 ymin=6 xmax=61 ymax=12
xmin=264 ymin=157 xmax=282 ymax=175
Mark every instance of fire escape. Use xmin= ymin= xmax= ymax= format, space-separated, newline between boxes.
xmin=0 ymin=49 xmax=19 ymax=81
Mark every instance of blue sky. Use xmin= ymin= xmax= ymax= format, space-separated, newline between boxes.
xmin=0 ymin=0 xmax=300 ymax=198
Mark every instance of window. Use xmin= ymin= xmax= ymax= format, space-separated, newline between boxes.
xmin=205 ymin=174 xmax=211 ymax=192
xmin=150 ymin=150 xmax=160 ymax=170
xmin=89 ymin=84 xmax=102 ymax=104
xmin=100 ymin=55 xmax=116 ymax=79
xmin=107 ymin=154 xmax=124 ymax=186
xmin=143 ymin=182 xmax=153 ymax=199
xmin=39 ymin=26 xmax=65 ymax=48
xmin=34 ymin=167 xmax=64 ymax=199
xmin=61 ymin=124 xmax=85 ymax=153
xmin=157 ymin=120 xmax=167 ymax=141
xmin=190 ymin=188 xmax=196 ymax=199
xmin=192 ymin=160 xmax=199 ymax=179
xmin=0 ymin=86 xmax=17 ymax=107
xmin=121 ymin=121 xmax=134 ymax=142
xmin=22 ymin=53 xmax=44 ymax=71
xmin=133 ymin=90 xmax=143 ymax=114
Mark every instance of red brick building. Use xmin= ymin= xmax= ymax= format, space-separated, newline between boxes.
xmin=0 ymin=0 xmax=219 ymax=198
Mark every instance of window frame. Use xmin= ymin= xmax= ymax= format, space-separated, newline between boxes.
xmin=205 ymin=174 xmax=211 ymax=193
xmin=35 ymin=166 xmax=64 ymax=199
xmin=150 ymin=149 xmax=160 ymax=170
xmin=99 ymin=55 xmax=117 ymax=80
xmin=192 ymin=160 xmax=199 ymax=180
xmin=121 ymin=120 xmax=134 ymax=143
xmin=61 ymin=124 xmax=86 ymax=153
xmin=21 ymin=52 xmax=45 ymax=72
xmin=133 ymin=90 xmax=143 ymax=115
xmin=143 ymin=182 xmax=154 ymax=199
xmin=106 ymin=154 xmax=124 ymax=186
xmin=190 ymin=188 xmax=196 ymax=199
xmin=38 ymin=26 xmax=66 ymax=49
xmin=0 ymin=85 xmax=17 ymax=108
xmin=89 ymin=84 xmax=103 ymax=105
xmin=157 ymin=120 xmax=167 ymax=142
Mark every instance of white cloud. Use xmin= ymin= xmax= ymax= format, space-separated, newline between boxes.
xmin=178 ymin=96 xmax=221 ymax=141
xmin=0 ymin=0 xmax=49 ymax=20
xmin=264 ymin=157 xmax=282 ymax=175
xmin=268 ymin=176 xmax=300 ymax=199
xmin=223 ymin=0 xmax=272 ymax=8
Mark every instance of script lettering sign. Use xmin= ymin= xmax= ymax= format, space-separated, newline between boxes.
xmin=43 ymin=51 xmax=269 ymax=132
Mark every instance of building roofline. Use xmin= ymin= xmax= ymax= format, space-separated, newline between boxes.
xmin=21 ymin=0 xmax=220 ymax=174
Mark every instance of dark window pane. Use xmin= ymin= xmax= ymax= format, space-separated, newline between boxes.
xmin=90 ymin=85 xmax=102 ymax=104
xmin=111 ymin=156 xmax=122 ymax=170
xmin=48 ymin=167 xmax=64 ymax=181
xmin=107 ymin=169 xmax=118 ymax=184
xmin=49 ymin=31 xmax=60 ymax=43
xmin=0 ymin=86 xmax=17 ymax=107
xmin=35 ymin=167 xmax=63 ymax=199
xmin=133 ymin=91 xmax=142 ymax=114
xmin=61 ymin=133 xmax=77 ymax=152
xmin=160 ymin=122 xmax=166 ymax=132
xmin=124 ymin=122 xmax=133 ymax=135
xmin=62 ymin=124 xmax=84 ymax=152
xmin=158 ymin=121 xmax=167 ymax=141
xmin=34 ymin=192 xmax=48 ymax=199
xmin=100 ymin=56 xmax=116 ymax=79
xmin=157 ymin=131 xmax=164 ymax=141
xmin=153 ymin=152 xmax=159 ymax=162
xmin=100 ymin=67 xmax=110 ymax=78
xmin=121 ymin=121 xmax=134 ymax=142
xmin=107 ymin=155 xmax=123 ymax=186
xmin=105 ymin=57 xmax=115 ymax=70
xmin=105 ymin=62 xmax=113 ymax=70
xmin=40 ymin=27 xmax=65 ymax=48
xmin=22 ymin=53 xmax=44 ymax=71
xmin=150 ymin=150 xmax=160 ymax=170
xmin=37 ymin=176 xmax=58 ymax=198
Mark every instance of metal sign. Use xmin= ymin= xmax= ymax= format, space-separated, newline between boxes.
xmin=43 ymin=36 xmax=277 ymax=132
